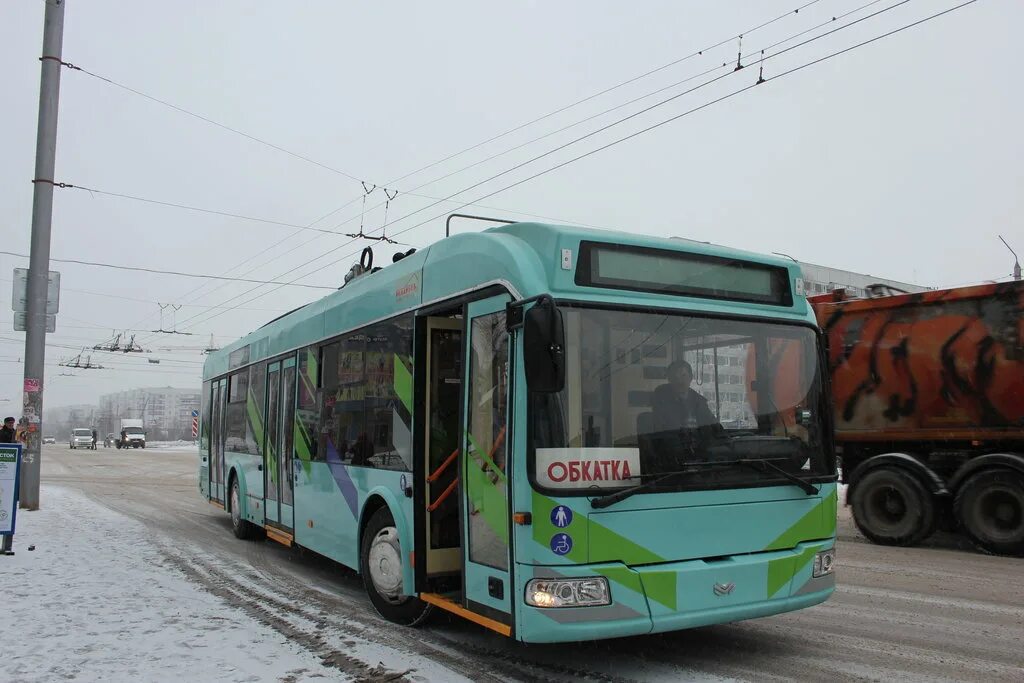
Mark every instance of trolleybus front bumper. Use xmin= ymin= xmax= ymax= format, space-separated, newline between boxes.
xmin=516 ymin=539 xmax=835 ymax=643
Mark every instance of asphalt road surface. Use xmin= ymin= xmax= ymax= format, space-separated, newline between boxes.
xmin=38 ymin=444 xmax=1024 ymax=682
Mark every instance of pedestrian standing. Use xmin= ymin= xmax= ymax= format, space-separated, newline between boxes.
xmin=0 ymin=417 xmax=16 ymax=443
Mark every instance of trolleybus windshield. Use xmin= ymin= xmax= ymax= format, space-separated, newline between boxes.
xmin=531 ymin=307 xmax=832 ymax=495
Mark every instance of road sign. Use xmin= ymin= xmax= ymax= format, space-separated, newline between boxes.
xmin=13 ymin=312 xmax=56 ymax=333
xmin=191 ymin=417 xmax=199 ymax=439
xmin=0 ymin=444 xmax=23 ymax=538
xmin=11 ymin=268 xmax=60 ymax=314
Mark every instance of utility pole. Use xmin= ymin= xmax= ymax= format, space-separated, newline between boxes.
xmin=998 ymin=235 xmax=1021 ymax=282
xmin=21 ymin=0 xmax=67 ymax=510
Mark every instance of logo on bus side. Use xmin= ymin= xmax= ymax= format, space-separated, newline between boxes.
xmin=395 ymin=272 xmax=420 ymax=300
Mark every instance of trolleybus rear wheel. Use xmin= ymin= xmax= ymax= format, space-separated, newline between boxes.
xmin=360 ymin=507 xmax=432 ymax=626
xmin=851 ymin=467 xmax=935 ymax=546
xmin=954 ymin=469 xmax=1024 ymax=557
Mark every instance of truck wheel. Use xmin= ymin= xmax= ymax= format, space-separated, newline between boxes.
xmin=954 ymin=469 xmax=1024 ymax=557
xmin=229 ymin=477 xmax=257 ymax=540
xmin=851 ymin=467 xmax=936 ymax=546
xmin=360 ymin=507 xmax=432 ymax=626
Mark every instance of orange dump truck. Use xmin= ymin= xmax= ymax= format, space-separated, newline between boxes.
xmin=810 ymin=281 xmax=1024 ymax=556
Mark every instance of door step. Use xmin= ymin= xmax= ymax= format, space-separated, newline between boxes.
xmin=264 ymin=526 xmax=294 ymax=547
xmin=419 ymin=592 xmax=511 ymax=637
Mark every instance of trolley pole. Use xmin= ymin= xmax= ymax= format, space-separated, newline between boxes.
xmin=20 ymin=0 xmax=67 ymax=510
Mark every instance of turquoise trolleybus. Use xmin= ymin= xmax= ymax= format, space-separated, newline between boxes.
xmin=199 ymin=221 xmax=837 ymax=643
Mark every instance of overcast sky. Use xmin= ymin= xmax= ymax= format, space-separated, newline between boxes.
xmin=2 ymin=0 xmax=1021 ymax=411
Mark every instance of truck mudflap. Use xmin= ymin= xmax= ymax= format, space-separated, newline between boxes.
xmin=515 ymin=540 xmax=835 ymax=643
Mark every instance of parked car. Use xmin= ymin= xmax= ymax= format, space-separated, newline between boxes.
xmin=69 ymin=428 xmax=95 ymax=450
xmin=42 ymin=435 xmax=56 ymax=444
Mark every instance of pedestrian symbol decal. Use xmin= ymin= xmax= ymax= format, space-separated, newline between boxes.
xmin=550 ymin=533 xmax=573 ymax=556
xmin=551 ymin=505 xmax=572 ymax=528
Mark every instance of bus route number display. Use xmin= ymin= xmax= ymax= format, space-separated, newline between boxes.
xmin=536 ymin=448 xmax=640 ymax=489
xmin=0 ymin=444 xmax=23 ymax=535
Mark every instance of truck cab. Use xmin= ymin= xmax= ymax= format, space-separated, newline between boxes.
xmin=119 ymin=420 xmax=146 ymax=449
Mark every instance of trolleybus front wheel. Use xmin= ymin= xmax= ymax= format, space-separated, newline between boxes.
xmin=360 ymin=507 xmax=432 ymax=626
xmin=230 ymin=477 xmax=260 ymax=540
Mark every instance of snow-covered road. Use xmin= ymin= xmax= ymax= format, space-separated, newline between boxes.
xmin=8 ymin=445 xmax=1023 ymax=682
xmin=1 ymin=485 xmax=342 ymax=683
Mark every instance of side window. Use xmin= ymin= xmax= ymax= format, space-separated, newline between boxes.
xmin=246 ymin=362 xmax=267 ymax=456
xmin=364 ymin=316 xmax=414 ymax=472
xmin=318 ymin=315 xmax=413 ymax=470
xmin=466 ymin=311 xmax=509 ymax=569
xmin=296 ymin=346 xmax=320 ymax=462
xmin=225 ymin=370 xmax=247 ymax=453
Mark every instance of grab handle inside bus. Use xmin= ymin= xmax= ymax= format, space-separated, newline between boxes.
xmin=523 ymin=296 xmax=565 ymax=393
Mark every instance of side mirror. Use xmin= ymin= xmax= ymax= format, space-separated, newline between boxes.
xmin=523 ymin=297 xmax=565 ymax=393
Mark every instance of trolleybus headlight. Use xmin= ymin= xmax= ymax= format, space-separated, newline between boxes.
xmin=812 ymin=548 xmax=836 ymax=577
xmin=525 ymin=577 xmax=611 ymax=608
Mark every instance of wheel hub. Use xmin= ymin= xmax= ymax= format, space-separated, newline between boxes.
xmin=368 ymin=526 xmax=405 ymax=604
xmin=230 ymin=485 xmax=240 ymax=528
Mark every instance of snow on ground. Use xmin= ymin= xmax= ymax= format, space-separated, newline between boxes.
xmin=146 ymin=440 xmax=199 ymax=453
xmin=1 ymin=486 xmax=339 ymax=683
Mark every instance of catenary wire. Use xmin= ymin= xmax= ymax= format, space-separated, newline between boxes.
xmin=184 ymin=0 xmax=918 ymax=322
xmin=172 ymin=1 xmax=975 ymax=335
xmin=122 ymin=3 xmax=839 ymax=340
xmin=300 ymin=0 xmax=984 ymax=289
xmin=153 ymin=0 xmax=839 ymax=323
xmin=0 ymin=250 xmax=336 ymax=289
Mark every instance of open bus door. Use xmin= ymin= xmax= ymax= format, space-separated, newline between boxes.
xmin=415 ymin=295 xmax=514 ymax=636
xmin=460 ymin=294 xmax=514 ymax=628
xmin=421 ymin=317 xmax=463 ymax=580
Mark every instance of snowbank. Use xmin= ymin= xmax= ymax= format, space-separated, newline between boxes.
xmin=0 ymin=486 xmax=337 ymax=682
xmin=146 ymin=440 xmax=198 ymax=453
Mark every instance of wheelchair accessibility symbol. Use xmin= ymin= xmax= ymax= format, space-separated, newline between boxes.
xmin=550 ymin=533 xmax=573 ymax=556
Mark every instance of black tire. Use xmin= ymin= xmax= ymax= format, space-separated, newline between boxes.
xmin=954 ymin=468 xmax=1024 ymax=557
xmin=851 ymin=467 xmax=936 ymax=546
xmin=360 ymin=507 xmax=432 ymax=626
xmin=229 ymin=477 xmax=258 ymax=540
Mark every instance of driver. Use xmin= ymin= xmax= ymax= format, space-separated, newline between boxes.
xmin=652 ymin=360 xmax=722 ymax=434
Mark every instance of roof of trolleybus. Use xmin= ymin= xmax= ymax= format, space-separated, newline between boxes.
xmin=204 ymin=223 xmax=812 ymax=379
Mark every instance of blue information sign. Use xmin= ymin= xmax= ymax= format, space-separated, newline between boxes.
xmin=550 ymin=532 xmax=573 ymax=556
xmin=0 ymin=444 xmax=23 ymax=539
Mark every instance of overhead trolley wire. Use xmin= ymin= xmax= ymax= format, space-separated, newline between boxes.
xmin=57 ymin=61 xmax=368 ymax=184
xmin=136 ymin=0 xmax=930 ymax=338
xmin=360 ymin=0 xmax=888 ymax=202
xmin=171 ymin=1 xmax=977 ymax=335
xmin=204 ymin=0 xmax=914 ymax=302
xmin=0 ymin=250 xmax=337 ymax=290
xmin=252 ymin=0 xmax=905 ymax=259
xmin=381 ymin=0 xmax=826 ymax=189
xmin=312 ymin=0 xmax=916 ymax=245
xmin=117 ymin=3 xmax=835 ymax=342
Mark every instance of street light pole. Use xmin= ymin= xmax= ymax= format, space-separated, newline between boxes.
xmin=998 ymin=235 xmax=1021 ymax=281
xmin=21 ymin=0 xmax=67 ymax=510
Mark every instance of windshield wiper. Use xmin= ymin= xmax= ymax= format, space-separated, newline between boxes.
xmin=589 ymin=458 xmax=818 ymax=509
xmin=732 ymin=458 xmax=818 ymax=495
xmin=590 ymin=471 xmax=690 ymax=509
